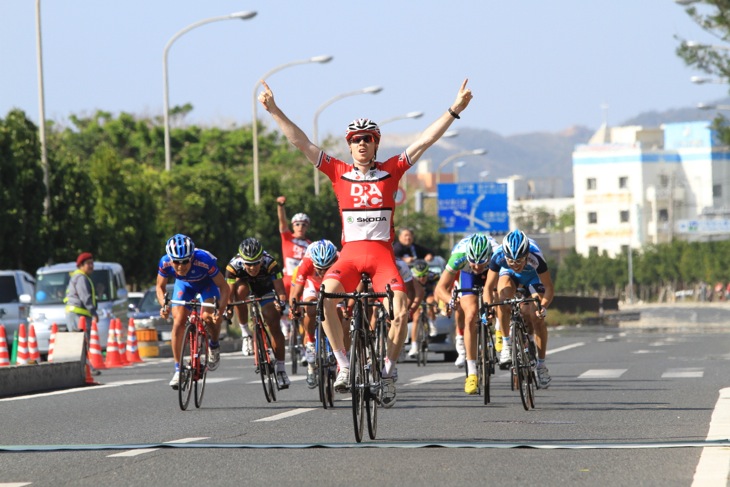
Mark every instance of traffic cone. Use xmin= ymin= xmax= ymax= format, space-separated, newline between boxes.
xmin=85 ymin=363 xmax=99 ymax=385
xmin=115 ymin=319 xmax=130 ymax=366
xmin=88 ymin=320 xmax=106 ymax=370
xmin=27 ymin=325 xmax=40 ymax=364
xmin=16 ymin=323 xmax=29 ymax=365
xmin=125 ymin=318 xmax=143 ymax=363
xmin=47 ymin=323 xmax=58 ymax=362
xmin=0 ymin=325 xmax=9 ymax=366
xmin=104 ymin=319 xmax=123 ymax=368
xmin=78 ymin=315 xmax=87 ymax=333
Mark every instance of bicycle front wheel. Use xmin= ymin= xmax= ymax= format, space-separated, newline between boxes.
xmin=480 ymin=322 xmax=491 ymax=405
xmin=513 ymin=325 xmax=533 ymax=411
xmin=178 ymin=323 xmax=195 ymax=411
xmin=417 ymin=315 xmax=428 ymax=367
xmin=350 ymin=329 xmax=366 ymax=443
xmin=254 ymin=322 xmax=273 ymax=403
xmin=316 ymin=325 xmax=328 ymax=409
xmin=289 ymin=317 xmax=299 ymax=375
xmin=366 ymin=334 xmax=379 ymax=440
xmin=194 ymin=331 xmax=209 ymax=408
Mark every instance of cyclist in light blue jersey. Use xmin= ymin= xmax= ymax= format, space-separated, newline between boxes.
xmin=435 ymin=233 xmax=498 ymax=395
xmin=486 ymin=229 xmax=554 ymax=388
xmin=157 ymin=234 xmax=230 ymax=389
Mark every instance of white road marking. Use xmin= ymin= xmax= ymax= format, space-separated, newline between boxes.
xmin=0 ymin=483 xmax=32 ymax=486
xmin=548 ymin=342 xmax=585 ymax=354
xmin=0 ymin=379 xmax=162 ymax=402
xmin=578 ymin=369 xmax=627 ymax=379
xmin=204 ymin=377 xmax=238 ymax=384
xmin=406 ymin=372 xmax=464 ymax=386
xmin=662 ymin=368 xmax=704 ymax=378
xmin=107 ymin=437 xmax=209 ymax=458
xmin=692 ymin=387 xmax=730 ymax=486
xmin=254 ymin=408 xmax=317 ymax=422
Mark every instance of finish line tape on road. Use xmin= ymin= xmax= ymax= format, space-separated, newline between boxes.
xmin=2 ymin=439 xmax=729 ymax=452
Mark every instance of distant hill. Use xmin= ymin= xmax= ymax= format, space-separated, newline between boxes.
xmin=372 ymin=97 xmax=730 ymax=198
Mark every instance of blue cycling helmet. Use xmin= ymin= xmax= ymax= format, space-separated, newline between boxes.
xmin=166 ymin=234 xmax=195 ymax=260
xmin=466 ymin=233 xmax=493 ymax=265
xmin=309 ymin=239 xmax=338 ymax=269
xmin=502 ymin=229 xmax=530 ymax=260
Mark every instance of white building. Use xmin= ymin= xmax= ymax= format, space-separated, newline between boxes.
xmin=573 ymin=121 xmax=730 ymax=257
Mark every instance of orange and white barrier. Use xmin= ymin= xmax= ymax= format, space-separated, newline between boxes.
xmin=0 ymin=324 xmax=9 ymax=366
xmin=47 ymin=323 xmax=58 ymax=362
xmin=104 ymin=319 xmax=123 ymax=368
xmin=88 ymin=320 xmax=106 ymax=370
xmin=28 ymin=324 xmax=40 ymax=364
xmin=16 ymin=323 xmax=29 ymax=365
xmin=114 ymin=319 xmax=129 ymax=366
xmin=125 ymin=318 xmax=143 ymax=363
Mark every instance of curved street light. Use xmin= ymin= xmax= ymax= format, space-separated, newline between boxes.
xmin=379 ymin=111 xmax=424 ymax=126
xmin=162 ymin=11 xmax=257 ymax=171
xmin=312 ymin=86 xmax=383 ymax=196
xmin=698 ymin=102 xmax=730 ymax=110
xmin=690 ymin=75 xmax=728 ymax=84
xmin=252 ymin=55 xmax=333 ymax=205
xmin=435 ymin=149 xmax=487 ymax=185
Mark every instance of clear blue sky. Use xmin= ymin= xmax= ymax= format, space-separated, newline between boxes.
xmin=1 ymin=1 xmax=726 ymax=140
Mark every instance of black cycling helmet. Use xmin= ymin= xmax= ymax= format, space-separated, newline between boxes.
xmin=412 ymin=259 xmax=429 ymax=278
xmin=238 ymin=237 xmax=263 ymax=263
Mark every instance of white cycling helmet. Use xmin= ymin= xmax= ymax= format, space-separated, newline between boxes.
xmin=291 ymin=213 xmax=310 ymax=225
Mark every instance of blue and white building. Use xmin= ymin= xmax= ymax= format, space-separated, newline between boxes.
xmin=573 ymin=121 xmax=730 ymax=256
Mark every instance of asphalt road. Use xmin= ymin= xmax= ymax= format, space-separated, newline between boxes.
xmin=1 ymin=310 xmax=728 ymax=487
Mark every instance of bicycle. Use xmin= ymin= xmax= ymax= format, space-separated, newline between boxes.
xmin=166 ymin=295 xmax=217 ymax=411
xmin=292 ymin=298 xmax=337 ymax=409
xmin=229 ymin=293 xmax=282 ymax=403
xmin=318 ymin=274 xmax=393 ymax=443
xmin=287 ymin=306 xmax=305 ymax=376
xmin=412 ymin=301 xmax=438 ymax=367
xmin=449 ymin=285 xmax=496 ymax=405
xmin=487 ymin=294 xmax=540 ymax=411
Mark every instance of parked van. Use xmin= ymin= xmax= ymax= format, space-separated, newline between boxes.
xmin=28 ymin=261 xmax=128 ymax=354
xmin=0 ymin=270 xmax=36 ymax=339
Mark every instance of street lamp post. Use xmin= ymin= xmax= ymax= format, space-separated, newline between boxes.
xmin=312 ymin=86 xmax=383 ymax=196
xmin=379 ymin=111 xmax=423 ymax=126
xmin=435 ymin=149 xmax=487 ymax=186
xmin=453 ymin=161 xmax=466 ymax=183
xmin=252 ymin=55 xmax=333 ymax=205
xmin=479 ymin=170 xmax=490 ymax=182
xmin=35 ymin=0 xmax=49 ymax=216
xmin=690 ymin=75 xmax=728 ymax=84
xmin=162 ymin=11 xmax=257 ymax=171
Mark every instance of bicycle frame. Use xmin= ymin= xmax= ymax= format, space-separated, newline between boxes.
xmin=167 ymin=296 xmax=217 ymax=411
xmin=318 ymin=274 xmax=394 ymax=443
xmin=229 ymin=293 xmax=279 ymax=403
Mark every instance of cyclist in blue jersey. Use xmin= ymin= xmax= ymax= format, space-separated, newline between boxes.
xmin=157 ymin=234 xmax=230 ymax=389
xmin=435 ymin=233 xmax=498 ymax=395
xmin=485 ymin=229 xmax=554 ymax=388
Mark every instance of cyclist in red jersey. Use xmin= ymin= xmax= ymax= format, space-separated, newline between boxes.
xmin=259 ymin=78 xmax=473 ymax=408
xmin=276 ymin=195 xmax=311 ymax=297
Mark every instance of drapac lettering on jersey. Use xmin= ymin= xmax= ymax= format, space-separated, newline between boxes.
xmin=350 ymin=183 xmax=383 ymax=207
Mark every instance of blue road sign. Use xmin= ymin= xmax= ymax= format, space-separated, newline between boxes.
xmin=437 ymin=182 xmax=509 ymax=234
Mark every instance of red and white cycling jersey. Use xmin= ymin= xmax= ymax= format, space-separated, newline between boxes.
xmin=317 ymin=151 xmax=412 ymax=245
xmin=280 ymin=230 xmax=310 ymax=277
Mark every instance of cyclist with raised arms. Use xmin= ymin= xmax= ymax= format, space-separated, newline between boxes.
xmin=226 ymin=237 xmax=291 ymax=389
xmin=276 ymin=195 xmax=312 ymax=297
xmin=157 ymin=234 xmax=230 ymax=389
xmin=259 ymin=78 xmax=473 ymax=408
xmin=485 ymin=229 xmax=554 ymax=388
xmin=289 ymin=239 xmax=342 ymax=388
xmin=407 ymin=259 xmax=439 ymax=359
xmin=434 ymin=233 xmax=498 ymax=395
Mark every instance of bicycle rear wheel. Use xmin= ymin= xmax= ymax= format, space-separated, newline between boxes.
xmin=262 ymin=327 xmax=278 ymax=402
xmin=350 ymin=328 xmax=366 ymax=443
xmin=194 ymin=331 xmax=208 ymax=408
xmin=178 ymin=323 xmax=195 ymax=411
xmin=254 ymin=322 xmax=273 ymax=403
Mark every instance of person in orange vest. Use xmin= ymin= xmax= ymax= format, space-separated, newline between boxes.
xmin=65 ymin=252 xmax=100 ymax=374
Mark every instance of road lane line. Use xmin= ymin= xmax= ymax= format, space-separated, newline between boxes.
xmin=166 ymin=437 xmax=210 ymax=443
xmin=692 ymin=387 xmax=730 ymax=486
xmin=548 ymin=342 xmax=585 ymax=354
xmin=578 ymin=369 xmax=627 ymax=379
xmin=662 ymin=368 xmax=704 ymax=378
xmin=108 ymin=448 xmax=159 ymax=457
xmin=254 ymin=408 xmax=317 ymax=422
xmin=0 ymin=379 xmax=162 ymax=402
xmin=406 ymin=372 xmax=464 ymax=386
